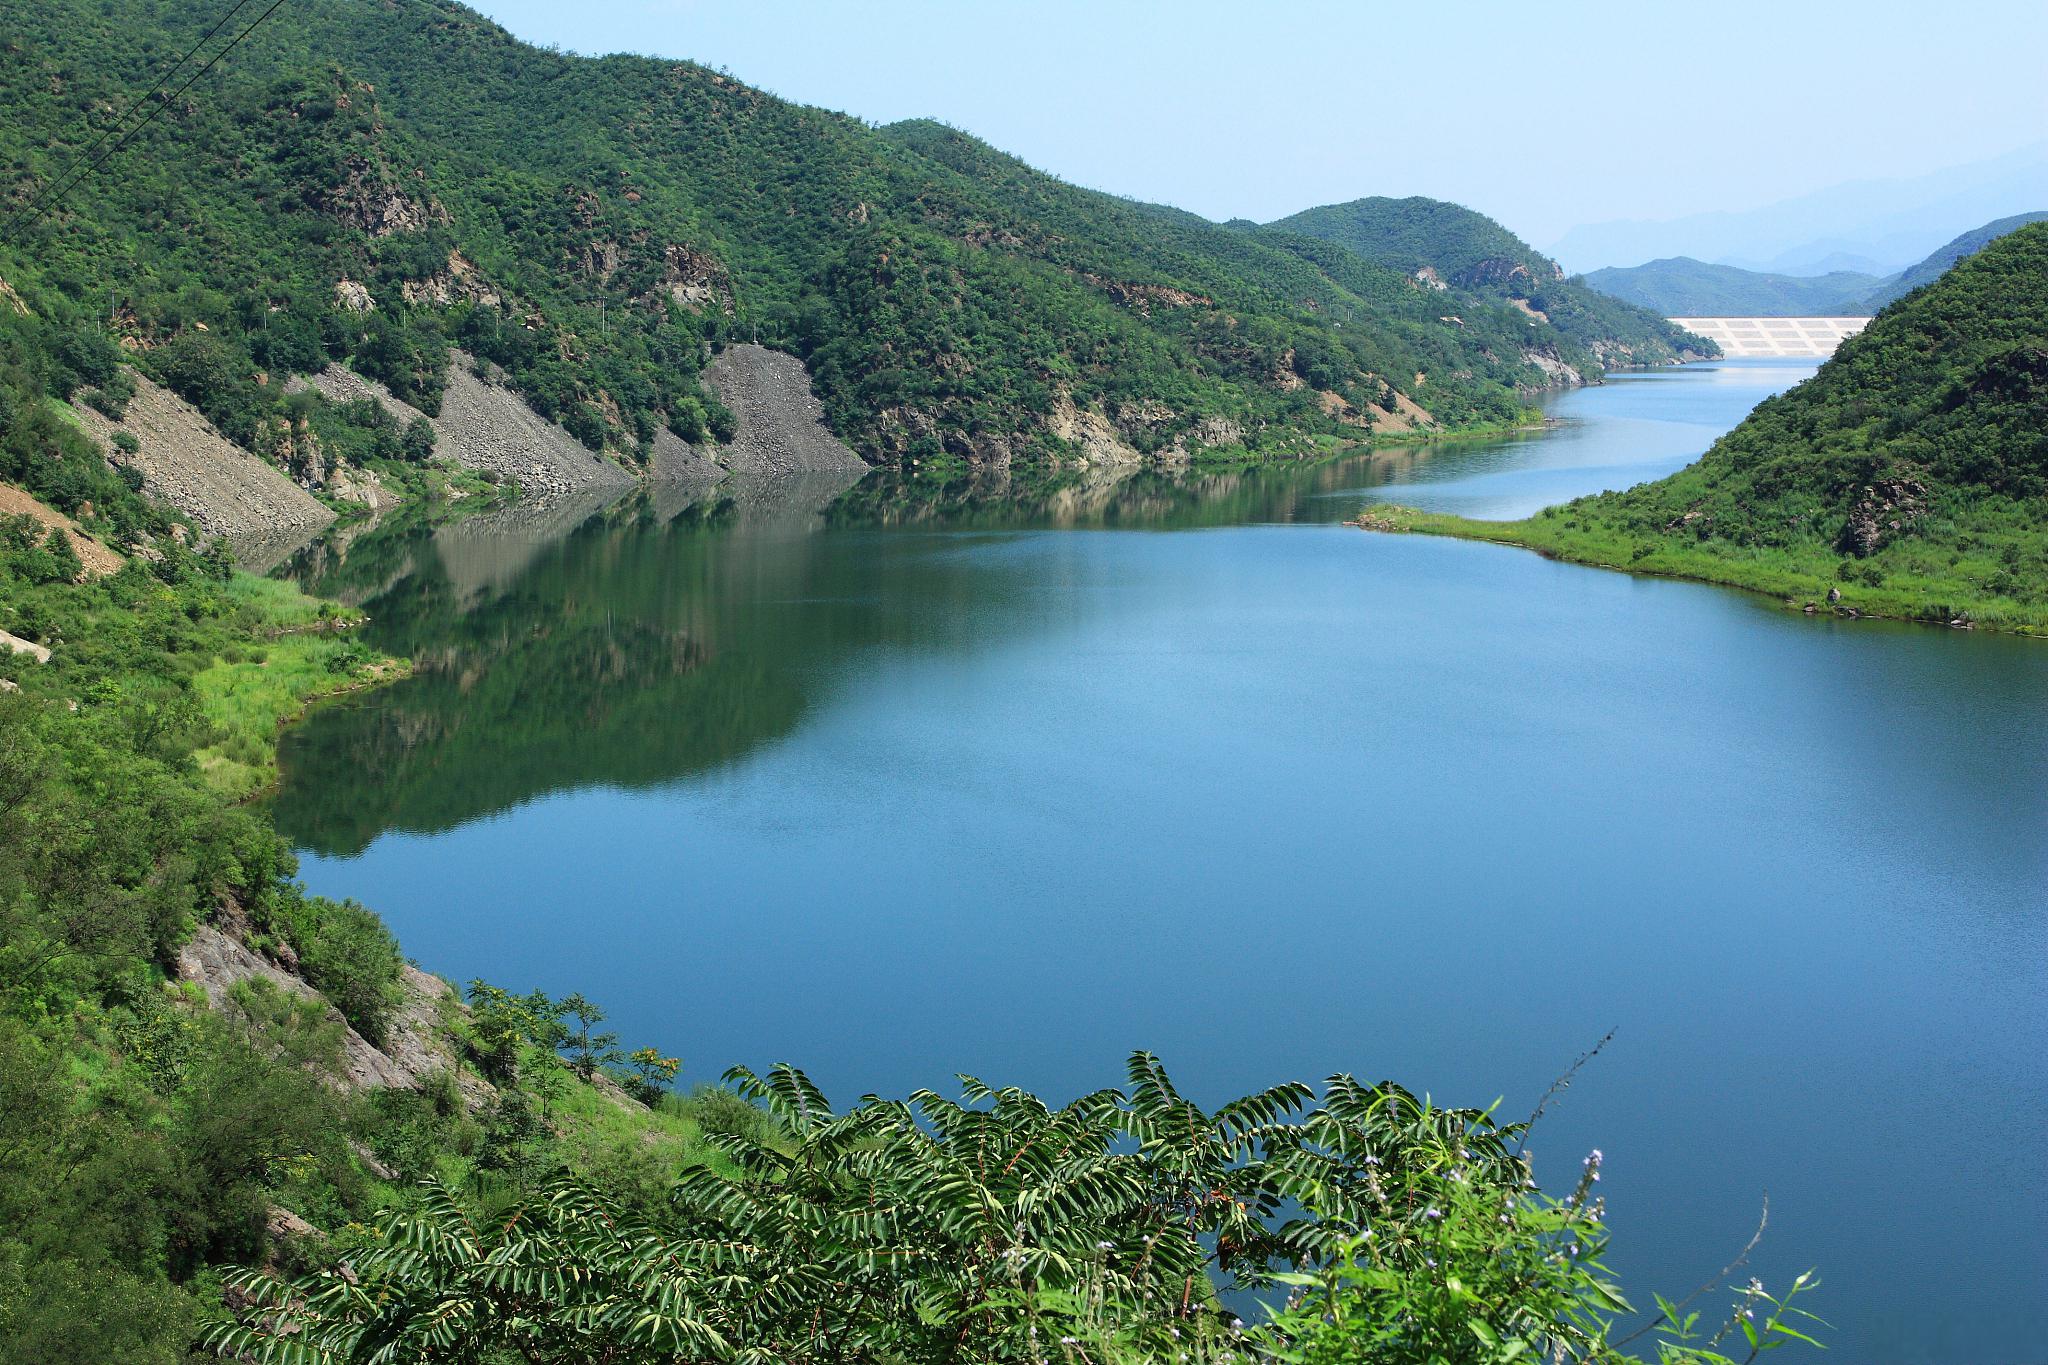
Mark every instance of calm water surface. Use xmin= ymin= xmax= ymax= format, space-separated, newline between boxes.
xmin=276 ymin=362 xmax=2047 ymax=1364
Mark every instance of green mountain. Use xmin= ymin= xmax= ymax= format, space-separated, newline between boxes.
xmin=1580 ymin=258 xmax=1880 ymax=316
xmin=1260 ymin=196 xmax=1712 ymax=369
xmin=1853 ymin=210 xmax=2048 ymax=310
xmin=1377 ymin=222 xmax=2048 ymax=632
xmin=1583 ymin=212 xmax=2048 ymax=316
xmin=0 ymin=0 xmax=1703 ymax=486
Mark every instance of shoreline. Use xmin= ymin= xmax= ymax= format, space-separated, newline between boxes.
xmin=1349 ymin=505 xmax=2047 ymax=637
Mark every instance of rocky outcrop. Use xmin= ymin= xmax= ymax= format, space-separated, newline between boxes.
xmin=304 ymin=357 xmax=633 ymax=495
xmin=176 ymin=923 xmax=489 ymax=1106
xmin=436 ymin=357 xmax=637 ymax=492
xmin=2 ymin=628 xmax=51 ymax=664
xmin=1048 ymin=392 xmax=1145 ymax=467
xmin=1080 ymin=274 xmax=1212 ymax=315
xmin=314 ymin=154 xmax=451 ymax=238
xmin=400 ymin=250 xmax=501 ymax=308
xmin=1840 ymin=476 xmax=1928 ymax=557
xmin=0 ymin=481 xmax=123 ymax=574
xmin=700 ymin=345 xmax=869 ymax=476
xmin=653 ymin=243 xmax=731 ymax=315
xmin=1521 ymin=350 xmax=1583 ymax=389
xmin=73 ymin=374 xmax=334 ymax=539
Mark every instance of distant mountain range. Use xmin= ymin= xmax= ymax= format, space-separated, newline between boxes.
xmin=1551 ymin=142 xmax=2048 ymax=276
xmin=1581 ymin=213 xmax=2048 ymax=316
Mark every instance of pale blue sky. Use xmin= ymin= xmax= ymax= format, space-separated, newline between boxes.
xmin=469 ymin=0 xmax=2048 ymax=247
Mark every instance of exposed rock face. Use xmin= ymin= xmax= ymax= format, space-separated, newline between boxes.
xmin=400 ymin=250 xmax=501 ymax=307
xmin=656 ymin=243 xmax=730 ymax=314
xmin=700 ymin=344 xmax=869 ymax=476
xmin=176 ymin=923 xmax=489 ymax=1106
xmin=315 ymin=154 xmax=451 ymax=238
xmin=1080 ymin=274 xmax=1212 ymax=315
xmin=333 ymin=279 xmax=375 ymax=314
xmin=1048 ymin=392 xmax=1145 ymax=467
xmin=2 ymin=628 xmax=51 ymax=663
xmin=1840 ymin=476 xmax=1928 ymax=557
xmin=1521 ymin=350 xmax=1583 ymax=388
xmin=73 ymin=375 xmax=333 ymax=539
xmin=0 ymin=481 xmax=123 ymax=574
xmin=305 ymin=358 xmax=632 ymax=495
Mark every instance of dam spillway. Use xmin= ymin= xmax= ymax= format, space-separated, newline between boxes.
xmin=1669 ymin=316 xmax=1870 ymax=358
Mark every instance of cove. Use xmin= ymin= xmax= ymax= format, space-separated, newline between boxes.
xmin=275 ymin=361 xmax=2047 ymax=1365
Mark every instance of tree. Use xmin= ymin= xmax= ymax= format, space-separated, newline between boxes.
xmin=557 ymin=992 xmax=620 ymax=1082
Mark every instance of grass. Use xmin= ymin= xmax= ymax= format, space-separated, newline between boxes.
xmin=191 ymin=574 xmax=412 ymax=796
xmin=1356 ymin=503 xmax=2048 ymax=635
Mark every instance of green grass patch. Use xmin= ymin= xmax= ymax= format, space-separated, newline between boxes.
xmin=1359 ymin=503 xmax=2048 ymax=635
xmin=190 ymin=574 xmax=412 ymax=797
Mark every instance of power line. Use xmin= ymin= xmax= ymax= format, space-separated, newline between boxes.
xmin=0 ymin=0 xmax=257 ymax=244
xmin=1 ymin=0 xmax=286 ymax=246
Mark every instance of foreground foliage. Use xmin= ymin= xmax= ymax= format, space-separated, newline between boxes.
xmin=1367 ymin=222 xmax=2048 ymax=633
xmin=210 ymin=1057 xmax=1819 ymax=1365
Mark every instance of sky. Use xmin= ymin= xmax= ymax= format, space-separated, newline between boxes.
xmin=468 ymin=0 xmax=2048 ymax=250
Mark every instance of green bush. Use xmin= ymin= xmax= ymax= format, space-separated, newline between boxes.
xmin=260 ymin=893 xmax=402 ymax=1044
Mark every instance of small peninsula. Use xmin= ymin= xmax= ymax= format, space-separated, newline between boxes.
xmin=1359 ymin=223 xmax=2048 ymax=634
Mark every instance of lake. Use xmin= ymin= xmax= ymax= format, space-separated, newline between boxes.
xmin=275 ymin=361 xmax=2048 ymax=1364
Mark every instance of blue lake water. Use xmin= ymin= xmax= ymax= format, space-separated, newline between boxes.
xmin=277 ymin=361 xmax=2048 ymax=1364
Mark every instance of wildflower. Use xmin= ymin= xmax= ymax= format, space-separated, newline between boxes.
xmin=1096 ymin=1240 xmax=1114 ymax=1251
xmin=1060 ymin=1337 xmax=1078 ymax=1346
xmin=1424 ymin=1207 xmax=1442 ymax=1219
xmin=1232 ymin=1318 xmax=1245 ymax=1332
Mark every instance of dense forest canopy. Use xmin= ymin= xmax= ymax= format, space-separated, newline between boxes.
xmin=2 ymin=0 xmax=1705 ymax=482
xmin=1260 ymin=196 xmax=1709 ymax=368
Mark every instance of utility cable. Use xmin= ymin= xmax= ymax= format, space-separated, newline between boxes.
xmin=1 ymin=0 xmax=286 ymax=245
xmin=0 ymin=0 xmax=256 ymax=242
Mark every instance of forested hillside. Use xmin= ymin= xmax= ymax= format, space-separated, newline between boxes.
xmin=0 ymin=0 xmax=1694 ymax=486
xmin=1261 ymin=196 xmax=1711 ymax=371
xmin=1853 ymin=210 xmax=2048 ymax=311
xmin=1375 ymin=223 xmax=2048 ymax=632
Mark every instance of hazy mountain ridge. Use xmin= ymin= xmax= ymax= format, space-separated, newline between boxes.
xmin=1583 ymin=212 xmax=2048 ymax=316
xmin=1551 ymin=142 xmax=2048 ymax=274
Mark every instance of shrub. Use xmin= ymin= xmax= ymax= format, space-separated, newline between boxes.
xmin=262 ymin=893 xmax=403 ymax=1044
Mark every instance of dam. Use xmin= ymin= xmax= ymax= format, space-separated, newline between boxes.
xmin=1670 ymin=316 xmax=1870 ymax=358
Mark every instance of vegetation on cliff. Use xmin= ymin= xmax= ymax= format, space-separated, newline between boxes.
xmin=5 ymin=0 xmax=1699 ymax=484
xmin=1261 ymin=197 xmax=1715 ymax=368
xmin=1367 ymin=223 xmax=2048 ymax=633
